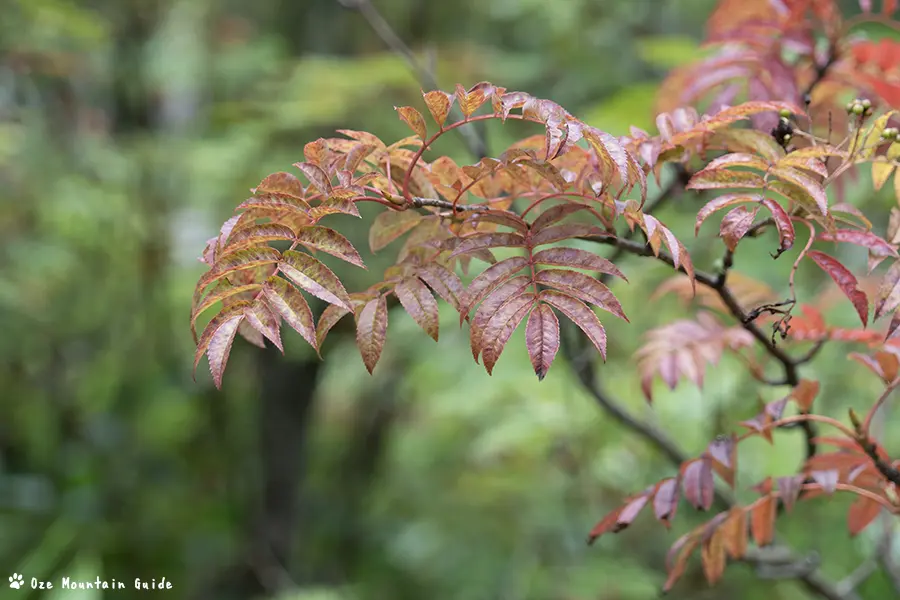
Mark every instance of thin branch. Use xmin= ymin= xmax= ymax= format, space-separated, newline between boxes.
xmin=337 ymin=0 xmax=487 ymax=160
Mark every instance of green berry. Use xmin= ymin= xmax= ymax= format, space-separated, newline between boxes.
xmin=852 ymin=103 xmax=865 ymax=116
xmin=782 ymin=133 xmax=792 ymax=143
xmin=862 ymin=98 xmax=872 ymax=109
xmin=779 ymin=108 xmax=792 ymax=119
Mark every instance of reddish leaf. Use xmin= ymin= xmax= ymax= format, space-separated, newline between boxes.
xmin=771 ymin=167 xmax=829 ymax=215
xmin=636 ymin=313 xmax=753 ymax=401
xmin=530 ymin=203 xmax=591 ymax=232
xmin=663 ymin=534 xmax=701 ymax=592
xmin=720 ymin=509 xmax=748 ymax=559
xmin=194 ymin=247 xmax=282 ymax=304
xmin=849 ymin=350 xmax=899 ymax=383
xmin=686 ymin=168 xmax=766 ymax=190
xmin=777 ymin=475 xmax=805 ymax=513
xmin=191 ymin=282 xmax=263 ymax=340
xmin=235 ymin=193 xmax=311 ymax=213
xmin=316 ymin=304 xmax=351 ymax=348
xmin=695 ymin=193 xmax=761 ymax=235
xmin=356 ymin=296 xmax=389 ymax=374
xmin=760 ymin=198 xmax=795 ymax=254
xmin=720 ymin=205 xmax=759 ymax=251
xmin=707 ymin=434 xmax=737 ymax=488
xmin=262 ymin=276 xmax=318 ymax=352
xmin=194 ymin=302 xmax=248 ymax=388
xmin=653 ymin=478 xmax=680 ymax=526
xmin=481 ymin=294 xmax=535 ymax=374
xmin=615 ymin=493 xmax=651 ymax=533
xmin=531 ymin=247 xmax=626 ymax=280
xmin=369 ymin=210 xmax=423 ymax=252
xmin=299 ymin=226 xmax=366 ymax=268
xmin=682 ymin=458 xmax=714 ymax=511
xmin=242 ymin=297 xmax=283 ymax=352
xmin=810 ymin=469 xmax=839 ymax=494
xmin=280 ymin=250 xmax=353 ymax=311
xmin=539 ymin=290 xmax=608 ymax=360
xmin=255 ymin=171 xmax=307 ymax=199
xmin=534 ymin=269 xmax=627 ymax=321
xmin=530 ymin=224 xmax=611 ymax=247
xmin=847 ymin=496 xmax=881 ymax=536
xmin=875 ymin=260 xmax=900 ymax=320
xmin=462 ymin=256 xmax=529 ymax=319
xmin=394 ymin=277 xmax=440 ymax=341
xmin=525 ymin=302 xmax=561 ymax=380
xmin=587 ymin=508 xmax=622 ymax=545
xmin=448 ymin=232 xmax=526 ymax=259
xmin=790 ymin=379 xmax=820 ymax=412
xmin=312 ymin=195 xmax=362 ymax=219
xmin=395 ymin=106 xmax=427 ymax=139
xmin=750 ymin=497 xmax=776 ymax=546
xmin=469 ymin=276 xmax=532 ymax=361
xmin=417 ymin=263 xmax=468 ymax=314
xmin=223 ymin=223 xmax=297 ymax=253
xmin=807 ymin=251 xmax=869 ymax=326
xmin=817 ymin=230 xmax=898 ymax=262
xmin=701 ymin=528 xmax=727 ymax=586
xmin=293 ymin=161 xmax=332 ymax=194
xmin=422 ymin=90 xmax=452 ymax=127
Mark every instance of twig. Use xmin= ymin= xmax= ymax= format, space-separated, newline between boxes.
xmin=337 ymin=0 xmax=488 ymax=160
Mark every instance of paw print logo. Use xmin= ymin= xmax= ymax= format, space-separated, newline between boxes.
xmin=8 ymin=573 xmax=23 ymax=589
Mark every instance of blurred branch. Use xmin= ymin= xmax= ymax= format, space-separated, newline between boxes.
xmin=337 ymin=0 xmax=488 ymax=159
xmin=558 ymin=168 xmax=849 ymax=600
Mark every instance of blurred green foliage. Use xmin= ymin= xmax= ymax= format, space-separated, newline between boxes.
xmin=1 ymin=0 xmax=898 ymax=599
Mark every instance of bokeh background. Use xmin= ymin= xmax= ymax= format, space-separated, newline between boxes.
xmin=2 ymin=0 xmax=899 ymax=598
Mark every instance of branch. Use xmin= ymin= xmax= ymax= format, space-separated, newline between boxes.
xmin=337 ymin=0 xmax=487 ymax=160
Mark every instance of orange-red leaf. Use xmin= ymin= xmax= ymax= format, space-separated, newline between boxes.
xmin=422 ymin=90 xmax=452 ymax=127
xmin=663 ymin=533 xmax=701 ymax=592
xmin=236 ymin=193 xmax=311 ymax=213
xmin=720 ymin=205 xmax=759 ymax=251
xmin=777 ymin=475 xmax=804 ymax=513
xmin=243 ymin=297 xmax=283 ymax=352
xmin=771 ymin=166 xmax=829 ymax=215
xmin=654 ymin=478 xmax=680 ymax=526
xmin=316 ymin=303 xmax=351 ymax=348
xmin=530 ymin=223 xmax=611 ymax=246
xmin=682 ymin=458 xmax=714 ymax=511
xmin=262 ymin=276 xmax=318 ymax=352
xmin=298 ymin=226 xmax=366 ymax=268
xmin=280 ymin=250 xmax=353 ymax=311
xmin=847 ymin=496 xmax=881 ymax=536
xmin=875 ymin=260 xmax=900 ymax=320
xmin=808 ymin=251 xmax=869 ymax=326
xmin=369 ymin=209 xmax=423 ymax=252
xmin=701 ymin=527 xmax=727 ymax=586
xmin=790 ymin=379 xmax=820 ymax=412
xmin=417 ymin=263 xmax=468 ymax=314
xmin=356 ymin=296 xmax=388 ymax=374
xmin=761 ymin=197 xmax=795 ymax=255
xmin=525 ymin=302 xmax=560 ymax=380
xmin=531 ymin=247 xmax=626 ymax=280
xmin=720 ymin=508 xmax=748 ymax=559
xmin=539 ymin=290 xmax=608 ymax=360
xmin=534 ymin=269 xmax=627 ymax=321
xmin=255 ymin=171 xmax=306 ymax=199
xmin=449 ymin=232 xmax=526 ymax=258
xmin=686 ymin=168 xmax=766 ymax=191
xmin=192 ymin=282 xmax=263 ymax=340
xmin=462 ymin=257 xmax=529 ymax=319
xmin=223 ymin=223 xmax=297 ymax=253
xmin=530 ymin=203 xmax=590 ymax=232
xmin=394 ymin=277 xmax=440 ymax=341
xmin=395 ymin=106 xmax=427 ymax=139
xmin=469 ymin=276 xmax=532 ymax=361
xmin=293 ymin=161 xmax=332 ymax=194
xmin=707 ymin=434 xmax=737 ymax=488
xmin=615 ymin=493 xmax=651 ymax=532
xmin=194 ymin=302 xmax=248 ymax=388
xmin=481 ymin=294 xmax=535 ymax=374
xmin=750 ymin=496 xmax=776 ymax=546
xmin=695 ymin=194 xmax=761 ymax=235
